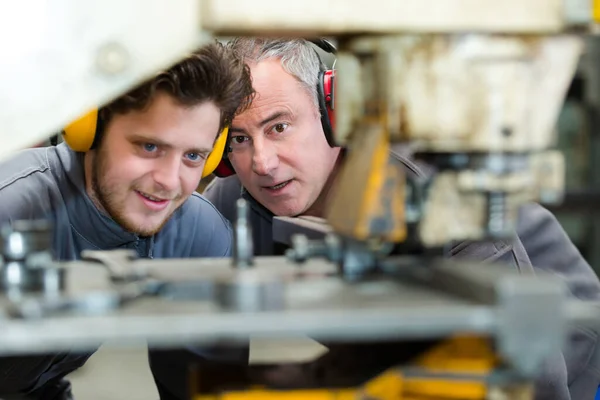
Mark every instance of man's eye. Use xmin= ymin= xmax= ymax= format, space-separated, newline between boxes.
xmin=272 ymin=123 xmax=288 ymax=134
xmin=143 ymin=143 xmax=157 ymax=152
xmin=232 ymin=136 xmax=249 ymax=144
xmin=186 ymin=152 xmax=202 ymax=161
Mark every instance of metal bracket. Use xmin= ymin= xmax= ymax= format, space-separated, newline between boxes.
xmin=81 ymin=249 xmax=145 ymax=283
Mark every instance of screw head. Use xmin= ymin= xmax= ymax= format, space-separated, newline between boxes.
xmin=96 ymin=42 xmax=130 ymax=75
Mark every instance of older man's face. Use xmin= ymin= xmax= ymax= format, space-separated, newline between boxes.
xmin=227 ymin=59 xmax=341 ymax=217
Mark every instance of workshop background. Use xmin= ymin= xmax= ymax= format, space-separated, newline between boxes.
xmin=545 ymin=36 xmax=600 ymax=275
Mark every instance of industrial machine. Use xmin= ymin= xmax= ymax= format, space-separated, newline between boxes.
xmin=1 ymin=0 xmax=600 ymax=399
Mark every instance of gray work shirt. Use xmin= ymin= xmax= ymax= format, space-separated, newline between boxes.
xmin=0 ymin=143 xmax=243 ymax=400
xmin=203 ymin=153 xmax=600 ymax=400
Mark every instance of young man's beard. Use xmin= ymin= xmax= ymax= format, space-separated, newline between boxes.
xmin=90 ymin=147 xmax=171 ymax=237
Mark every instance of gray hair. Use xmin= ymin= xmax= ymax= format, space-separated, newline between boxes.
xmin=226 ymin=38 xmax=326 ymax=111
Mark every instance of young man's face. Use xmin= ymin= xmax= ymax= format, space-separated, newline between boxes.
xmin=86 ymin=92 xmax=221 ymax=236
xmin=228 ymin=59 xmax=341 ymax=217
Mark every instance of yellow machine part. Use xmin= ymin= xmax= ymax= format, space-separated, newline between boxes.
xmin=325 ymin=122 xmax=406 ymax=243
xmin=192 ymin=336 xmax=532 ymax=400
xmin=595 ymin=0 xmax=600 ymax=23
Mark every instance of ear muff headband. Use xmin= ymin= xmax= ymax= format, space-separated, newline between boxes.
xmin=62 ymin=109 xmax=228 ymax=179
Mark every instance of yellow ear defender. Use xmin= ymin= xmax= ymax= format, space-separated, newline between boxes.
xmin=203 ymin=126 xmax=229 ymax=178
xmin=62 ymin=109 xmax=100 ymax=153
xmin=62 ymin=109 xmax=229 ymax=178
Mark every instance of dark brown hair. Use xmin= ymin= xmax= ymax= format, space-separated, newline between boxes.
xmin=97 ymin=40 xmax=254 ymax=139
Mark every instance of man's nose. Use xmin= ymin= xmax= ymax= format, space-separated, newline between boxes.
xmin=252 ymin=139 xmax=278 ymax=176
xmin=153 ymin=156 xmax=181 ymax=193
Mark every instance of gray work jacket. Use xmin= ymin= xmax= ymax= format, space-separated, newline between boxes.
xmin=0 ymin=143 xmax=242 ymax=400
xmin=203 ymin=152 xmax=600 ymax=400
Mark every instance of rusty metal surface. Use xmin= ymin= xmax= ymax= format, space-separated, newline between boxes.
xmin=340 ymin=34 xmax=582 ymax=152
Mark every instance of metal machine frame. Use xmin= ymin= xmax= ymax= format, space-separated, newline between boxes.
xmin=2 ymin=1 xmax=600 ymax=399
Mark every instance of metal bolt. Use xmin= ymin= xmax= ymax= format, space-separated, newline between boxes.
xmin=1 ymin=219 xmax=52 ymax=261
xmin=286 ymin=234 xmax=342 ymax=264
xmin=287 ymin=234 xmax=310 ymax=262
xmin=0 ymin=219 xmax=64 ymax=300
xmin=486 ymin=192 xmax=510 ymax=237
xmin=233 ymin=198 xmax=253 ymax=268
xmin=96 ymin=42 xmax=130 ymax=75
xmin=324 ymin=234 xmax=342 ymax=262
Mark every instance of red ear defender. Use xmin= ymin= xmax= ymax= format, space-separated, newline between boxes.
xmin=321 ymin=69 xmax=336 ymax=147
xmin=213 ymin=128 xmax=236 ymax=178
xmin=213 ymin=159 xmax=235 ymax=178
xmin=312 ymin=37 xmax=337 ymax=147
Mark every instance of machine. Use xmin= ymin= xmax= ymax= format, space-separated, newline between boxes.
xmin=1 ymin=0 xmax=600 ymax=399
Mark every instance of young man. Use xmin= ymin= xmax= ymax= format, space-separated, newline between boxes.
xmin=203 ymin=37 xmax=600 ymax=400
xmin=0 ymin=42 xmax=254 ymax=400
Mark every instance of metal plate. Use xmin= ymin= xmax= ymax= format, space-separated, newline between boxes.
xmin=202 ymin=0 xmax=568 ymax=34
xmin=0 ymin=256 xmax=570 ymax=356
xmin=0 ymin=0 xmax=202 ymax=163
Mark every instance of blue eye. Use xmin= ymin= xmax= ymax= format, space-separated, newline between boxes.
xmin=186 ymin=153 xmax=200 ymax=161
xmin=143 ymin=143 xmax=157 ymax=152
